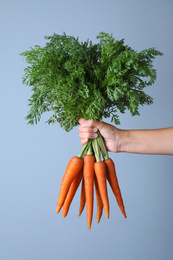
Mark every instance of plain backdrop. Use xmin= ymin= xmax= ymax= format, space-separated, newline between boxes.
xmin=1 ymin=0 xmax=173 ymax=259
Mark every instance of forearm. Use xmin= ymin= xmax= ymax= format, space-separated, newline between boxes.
xmin=118 ymin=127 xmax=173 ymax=155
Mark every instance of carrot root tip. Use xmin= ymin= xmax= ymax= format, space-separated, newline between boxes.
xmin=56 ymin=205 xmax=61 ymax=214
xmin=62 ymin=212 xmax=67 ymax=218
xmin=121 ymin=209 xmax=127 ymax=218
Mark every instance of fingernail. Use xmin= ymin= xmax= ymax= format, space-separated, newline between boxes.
xmin=81 ymin=122 xmax=87 ymax=127
xmin=93 ymin=128 xmax=97 ymax=132
xmin=93 ymin=133 xmax=98 ymax=138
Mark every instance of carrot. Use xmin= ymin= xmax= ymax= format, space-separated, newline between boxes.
xmin=94 ymin=161 xmax=109 ymax=219
xmin=56 ymin=156 xmax=83 ymax=213
xmin=94 ymin=174 xmax=103 ymax=223
xmin=62 ymin=168 xmax=83 ymax=218
xmin=79 ymin=178 xmax=86 ymax=216
xmin=105 ymin=158 xmax=127 ymax=218
xmin=83 ymin=154 xmax=95 ymax=230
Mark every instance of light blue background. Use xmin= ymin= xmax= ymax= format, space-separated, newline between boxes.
xmin=1 ymin=0 xmax=173 ymax=259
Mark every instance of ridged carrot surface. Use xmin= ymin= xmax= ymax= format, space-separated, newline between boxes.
xmin=94 ymin=175 xmax=103 ymax=223
xmin=105 ymin=158 xmax=127 ymax=218
xmin=79 ymin=178 xmax=86 ymax=216
xmin=83 ymin=155 xmax=95 ymax=230
xmin=56 ymin=156 xmax=83 ymax=213
xmin=62 ymin=168 xmax=83 ymax=217
xmin=94 ymin=161 xmax=109 ymax=219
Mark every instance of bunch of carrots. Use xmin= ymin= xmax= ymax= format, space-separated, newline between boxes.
xmin=56 ymin=132 xmax=127 ymax=229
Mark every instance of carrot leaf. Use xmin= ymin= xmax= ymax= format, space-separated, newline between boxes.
xmin=21 ymin=32 xmax=163 ymax=131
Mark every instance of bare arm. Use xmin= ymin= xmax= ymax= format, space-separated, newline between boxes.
xmin=119 ymin=127 xmax=173 ymax=155
xmin=78 ymin=118 xmax=173 ymax=155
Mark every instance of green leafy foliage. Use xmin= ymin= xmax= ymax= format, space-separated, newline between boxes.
xmin=21 ymin=32 xmax=163 ymax=131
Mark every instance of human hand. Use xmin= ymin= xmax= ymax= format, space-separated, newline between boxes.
xmin=78 ymin=118 xmax=121 ymax=153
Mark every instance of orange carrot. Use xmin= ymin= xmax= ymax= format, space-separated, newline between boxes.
xmin=94 ymin=161 xmax=109 ymax=219
xmin=79 ymin=178 xmax=86 ymax=216
xmin=62 ymin=168 xmax=83 ymax=218
xmin=83 ymin=155 xmax=95 ymax=230
xmin=105 ymin=158 xmax=127 ymax=218
xmin=56 ymin=156 xmax=83 ymax=213
xmin=94 ymin=174 xmax=103 ymax=223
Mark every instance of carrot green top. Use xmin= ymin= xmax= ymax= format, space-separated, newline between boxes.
xmin=21 ymin=32 xmax=163 ymax=132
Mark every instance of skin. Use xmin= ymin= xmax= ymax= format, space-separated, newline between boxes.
xmin=83 ymin=155 xmax=95 ymax=230
xmin=78 ymin=118 xmax=173 ymax=155
xmin=56 ymin=156 xmax=83 ymax=213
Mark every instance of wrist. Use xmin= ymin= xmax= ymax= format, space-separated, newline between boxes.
xmin=117 ymin=129 xmax=130 ymax=153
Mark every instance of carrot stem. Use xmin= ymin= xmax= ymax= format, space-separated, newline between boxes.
xmin=92 ymin=138 xmax=101 ymax=162
xmin=97 ymin=132 xmax=109 ymax=161
xmin=87 ymin=143 xmax=93 ymax=155
xmin=78 ymin=139 xmax=92 ymax=158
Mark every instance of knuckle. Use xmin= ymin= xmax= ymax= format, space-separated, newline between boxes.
xmin=87 ymin=133 xmax=94 ymax=139
xmin=89 ymin=119 xmax=94 ymax=125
